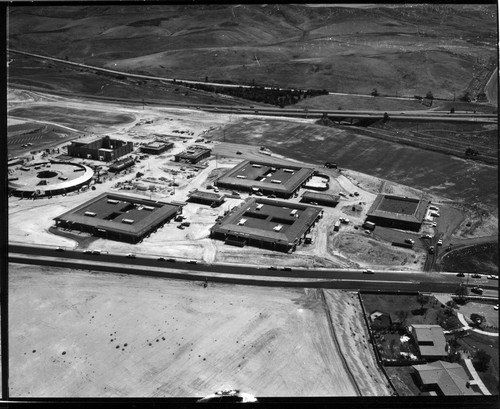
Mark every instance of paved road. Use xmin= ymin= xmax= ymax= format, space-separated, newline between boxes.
xmin=8 ymin=48 xmax=496 ymax=123
xmin=9 ymin=244 xmax=499 ymax=293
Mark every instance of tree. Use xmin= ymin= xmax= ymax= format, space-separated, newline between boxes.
xmin=450 ymin=107 xmax=455 ymax=114
xmin=454 ymin=284 xmax=468 ymax=303
xmin=383 ymin=112 xmax=389 ymax=122
xmin=205 ymin=76 xmax=209 ymax=82
xmin=371 ymin=88 xmax=379 ymax=97
xmin=473 ymin=349 xmax=491 ymax=372
xmin=426 ymin=90 xmax=434 ymax=100
xmin=417 ymin=293 xmax=428 ymax=311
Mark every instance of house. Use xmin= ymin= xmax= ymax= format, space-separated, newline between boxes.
xmin=412 ymin=361 xmax=480 ymax=396
xmin=411 ymin=324 xmax=447 ymax=360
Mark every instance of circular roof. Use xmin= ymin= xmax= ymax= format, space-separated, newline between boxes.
xmin=9 ymin=161 xmax=94 ymax=194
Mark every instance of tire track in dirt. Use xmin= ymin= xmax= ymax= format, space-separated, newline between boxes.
xmin=318 ymin=289 xmax=362 ymax=396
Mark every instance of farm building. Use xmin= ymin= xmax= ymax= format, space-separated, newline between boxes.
xmin=67 ymin=135 xmax=133 ymax=162
xmin=210 ymin=197 xmax=323 ymax=252
xmin=412 ymin=361 xmax=480 ymax=396
xmin=53 ymin=192 xmax=181 ymax=243
xmin=187 ymin=189 xmax=225 ymax=207
xmin=301 ymin=191 xmax=340 ymax=207
xmin=365 ymin=194 xmax=429 ymax=231
xmin=108 ymin=157 xmax=135 ymax=173
xmin=410 ymin=324 xmax=447 ymax=361
xmin=215 ymin=160 xmax=315 ymax=199
xmin=174 ymin=145 xmax=211 ymax=164
xmin=140 ymin=141 xmax=174 ymax=155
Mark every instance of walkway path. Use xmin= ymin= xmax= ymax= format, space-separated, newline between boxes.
xmin=456 ymin=312 xmax=498 ymax=337
xmin=463 ymin=358 xmax=491 ymax=395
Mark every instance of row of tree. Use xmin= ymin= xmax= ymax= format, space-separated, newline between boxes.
xmin=173 ymin=80 xmax=329 ymax=107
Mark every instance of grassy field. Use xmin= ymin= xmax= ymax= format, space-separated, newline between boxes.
xmin=440 ymin=243 xmax=499 ymax=274
xmin=211 ymin=118 xmax=498 ymax=212
xmin=8 ymin=4 xmax=498 ymax=99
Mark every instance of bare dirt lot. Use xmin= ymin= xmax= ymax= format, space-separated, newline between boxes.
xmin=9 ymin=264 xmax=391 ymax=397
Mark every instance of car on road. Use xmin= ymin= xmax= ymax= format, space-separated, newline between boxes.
xmin=236 ymin=151 xmax=242 ymax=155
xmin=456 ymin=272 xmax=465 ymax=277
xmin=268 ymin=266 xmax=278 ymax=270
xmin=471 ymin=287 xmax=483 ymax=295
xmin=126 ymin=253 xmax=136 ymax=258
xmin=187 ymin=260 xmax=198 ymax=264
xmin=437 ymin=239 xmax=443 ymax=246
xmin=471 ymin=273 xmax=481 ymax=278
xmin=363 ymin=269 xmax=375 ymax=274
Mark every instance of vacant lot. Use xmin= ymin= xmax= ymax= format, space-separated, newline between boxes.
xmin=213 ymin=118 xmax=498 ymax=212
xmin=9 ymin=265 xmax=390 ymax=397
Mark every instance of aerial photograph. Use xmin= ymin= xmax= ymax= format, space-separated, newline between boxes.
xmin=5 ymin=2 xmax=499 ymax=403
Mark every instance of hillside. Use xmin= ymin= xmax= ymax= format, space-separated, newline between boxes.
xmin=8 ymin=4 xmax=498 ymax=99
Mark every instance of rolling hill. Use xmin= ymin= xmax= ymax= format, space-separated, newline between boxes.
xmin=8 ymin=4 xmax=498 ymax=99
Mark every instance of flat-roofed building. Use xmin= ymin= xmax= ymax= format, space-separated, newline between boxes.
xmin=365 ymin=194 xmax=429 ymax=231
xmin=108 ymin=157 xmax=135 ymax=173
xmin=301 ymin=191 xmax=340 ymax=207
xmin=187 ymin=189 xmax=225 ymax=207
xmin=54 ymin=192 xmax=181 ymax=243
xmin=68 ymin=135 xmax=133 ymax=162
xmin=210 ymin=197 xmax=323 ymax=252
xmin=215 ymin=160 xmax=315 ymax=199
xmin=174 ymin=145 xmax=211 ymax=164
xmin=141 ymin=141 xmax=174 ymax=155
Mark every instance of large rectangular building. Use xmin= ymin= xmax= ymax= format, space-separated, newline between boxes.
xmin=215 ymin=160 xmax=315 ymax=198
xmin=366 ymin=194 xmax=429 ymax=231
xmin=54 ymin=192 xmax=181 ymax=243
xmin=68 ymin=136 xmax=133 ymax=162
xmin=141 ymin=141 xmax=174 ymax=155
xmin=174 ymin=145 xmax=211 ymax=164
xmin=210 ymin=197 xmax=323 ymax=252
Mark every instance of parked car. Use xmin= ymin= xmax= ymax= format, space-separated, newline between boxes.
xmin=187 ymin=260 xmax=198 ymax=264
xmin=126 ymin=253 xmax=136 ymax=258
xmin=428 ymin=246 xmax=434 ymax=254
xmin=92 ymin=250 xmax=101 ymax=255
xmin=363 ymin=269 xmax=375 ymax=274
xmin=405 ymin=238 xmax=415 ymax=245
xmin=56 ymin=247 xmax=65 ymax=251
xmin=83 ymin=250 xmax=92 ymax=254
xmin=456 ymin=272 xmax=465 ymax=277
xmin=471 ymin=287 xmax=483 ymax=295
xmin=268 ymin=266 xmax=278 ymax=270
xmin=437 ymin=239 xmax=443 ymax=246
xmin=158 ymin=257 xmax=166 ymax=261
xmin=431 ymin=222 xmax=437 ymax=227
xmin=494 ymin=305 xmax=499 ymax=311
xmin=471 ymin=273 xmax=481 ymax=278
xmin=282 ymin=267 xmax=292 ymax=271
xmin=236 ymin=151 xmax=242 ymax=155
xmin=166 ymin=258 xmax=176 ymax=262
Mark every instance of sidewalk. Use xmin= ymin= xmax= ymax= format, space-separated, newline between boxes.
xmin=464 ymin=358 xmax=491 ymax=395
xmin=456 ymin=312 xmax=498 ymax=337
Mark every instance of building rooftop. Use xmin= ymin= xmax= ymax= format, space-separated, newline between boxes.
xmin=211 ymin=197 xmax=322 ymax=245
xmin=175 ymin=145 xmax=211 ymax=160
xmin=54 ymin=192 xmax=179 ymax=237
xmin=216 ymin=160 xmax=314 ymax=195
xmin=413 ymin=361 xmax=478 ymax=396
xmin=411 ymin=324 xmax=447 ymax=357
xmin=367 ymin=194 xmax=429 ymax=224
xmin=188 ymin=189 xmax=225 ymax=202
xmin=302 ymin=191 xmax=340 ymax=203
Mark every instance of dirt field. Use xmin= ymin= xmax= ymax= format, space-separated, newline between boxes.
xmin=213 ymin=118 xmax=498 ymax=213
xmin=9 ymin=264 xmax=391 ymax=397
